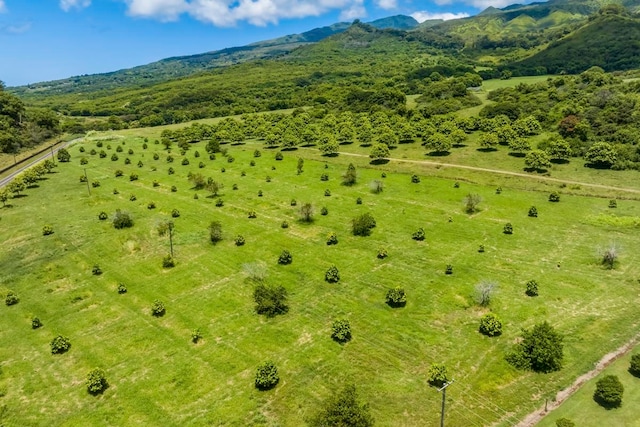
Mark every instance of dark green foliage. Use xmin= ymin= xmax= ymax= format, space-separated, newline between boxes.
xmin=278 ymin=250 xmax=292 ymax=265
xmin=275 ymin=151 xmax=283 ymax=161
xmin=478 ymin=244 xmax=485 ymax=253
xmin=412 ymin=227 xmax=425 ymax=241
xmin=162 ymin=255 xmax=175 ymax=268
xmin=343 ymin=163 xmax=357 ymax=186
xmin=385 ymin=287 xmax=406 ymax=307
xmin=147 ymin=202 xmax=156 ymax=210
xmin=215 ymin=198 xmax=224 ymax=207
xmin=528 ymin=206 xmax=538 ymax=217
xmin=181 ymin=158 xmax=189 ymax=166
xmin=325 ymin=265 xmax=340 ymax=283
xmin=247 ymin=210 xmax=257 ymax=218
xmin=253 ymin=284 xmax=288 ymax=317
xmin=411 ymin=174 xmax=420 ymax=183
xmin=299 ymin=203 xmax=314 ymax=222
xmin=352 ymin=213 xmax=376 ymax=236
xmin=320 ymin=207 xmax=328 ymax=216
xmin=117 ymin=283 xmax=127 ymax=294
xmin=112 ymin=209 xmax=133 ymax=229
xmin=111 ymin=154 xmax=119 ymax=161
xmin=479 ymin=313 xmax=503 ymax=337
xmin=209 ymin=221 xmax=222 ymax=243
xmin=5 ymin=290 xmax=19 ymax=306
xmin=281 ymin=220 xmax=289 ymax=229
xmin=629 ymin=354 xmax=640 ymax=376
xmin=91 ymin=180 xmax=100 ymax=188
xmin=50 ymin=335 xmax=71 ymax=354
xmin=427 ymin=363 xmax=449 ymax=388
xmin=153 ymin=153 xmax=159 ymax=160
xmin=549 ymin=192 xmax=560 ymax=202
xmin=152 ymin=180 xmax=159 ymax=187
xmin=445 ymin=264 xmax=453 ymax=275
xmin=92 ymin=265 xmax=102 ymax=275
xmin=464 ymin=193 xmax=482 ymax=214
xmin=114 ymin=169 xmax=123 ymax=177
xmin=331 ymin=319 xmax=351 ymax=343
xmin=503 ymin=223 xmax=513 ymax=234
xmin=320 ymin=173 xmax=329 ymax=181
xmin=326 ymin=232 xmax=338 ymax=246
xmin=555 ymin=418 xmax=575 ymax=427
xmin=585 ymin=142 xmax=617 ymax=168
xmin=324 ymin=189 xmax=331 ymax=197
xmin=168 ymin=167 xmax=175 ymax=175
xmin=191 ymin=328 xmax=202 ymax=343
xmin=31 ymin=317 xmax=42 ymax=329
xmin=356 ymin=197 xmax=362 ymax=205
xmin=377 ymin=247 xmax=388 ymax=259
xmin=42 ymin=225 xmax=54 ymax=236
xmin=124 ymin=158 xmax=131 ymax=165
xmin=57 ymin=148 xmax=70 ymax=162
xmin=594 ymin=375 xmax=624 ymax=408
xmin=116 ymin=145 xmax=123 ymax=153
xmin=506 ymin=321 xmax=564 ymax=373
xmin=86 ymin=368 xmax=109 ymax=395
xmin=290 ymin=199 xmax=297 ymax=206
xmin=601 ymin=245 xmax=618 ymax=269
xmin=129 ymin=173 xmax=138 ymax=181
xmin=99 ymin=150 xmax=106 ymax=158
xmin=308 ymin=384 xmax=374 ymax=427
xmin=609 ymin=199 xmax=617 ymax=208
xmin=234 ymin=235 xmax=245 ymax=246
xmin=254 ymin=361 xmax=279 ymax=391
xmin=526 ymin=280 xmax=539 ymax=297
xmin=171 ymin=185 xmax=177 ymax=192
xmin=80 ymin=157 xmax=88 ymax=165
xmin=151 ymin=300 xmax=165 ymax=317
xmin=129 ymin=194 xmax=136 ymax=201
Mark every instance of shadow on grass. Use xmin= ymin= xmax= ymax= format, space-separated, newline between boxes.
xmin=477 ymin=147 xmax=498 ymax=153
xmin=399 ymin=139 xmax=415 ymax=144
xmin=359 ymin=143 xmax=372 ymax=148
xmin=628 ymin=368 xmax=640 ymax=378
xmin=370 ymin=159 xmax=390 ymax=165
xmin=523 ymin=167 xmax=549 ymax=174
xmin=322 ymin=153 xmax=339 ymax=158
xmin=339 ymin=141 xmax=354 ymax=146
xmin=551 ymin=158 xmax=570 ymax=165
xmin=427 ymin=151 xmax=451 ymax=157
xmin=508 ymin=152 xmax=526 ymax=158
xmin=300 ymin=143 xmax=316 ymax=148
xmin=281 ymin=147 xmax=298 ymax=152
xmin=453 ymin=143 xmax=468 ymax=148
xmin=231 ymin=142 xmax=245 ymax=146
xmin=593 ymin=394 xmax=622 ymax=410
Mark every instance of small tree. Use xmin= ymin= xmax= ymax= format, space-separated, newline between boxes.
xmin=325 ymin=265 xmax=340 ymax=283
xmin=162 ymin=254 xmax=175 ymax=268
xmin=50 ymin=335 xmax=71 ymax=354
xmin=157 ymin=220 xmax=175 ymax=257
xmin=278 ymin=250 xmax=292 ymax=265
xmin=112 ymin=210 xmax=133 ymax=229
xmin=369 ymin=143 xmax=390 ymax=161
xmin=503 ymin=223 xmax=513 ymax=234
xmin=524 ymin=150 xmax=551 ymax=171
xmin=629 ymin=353 xmax=640 ymax=377
xmin=370 ymin=180 xmax=383 ymax=194
xmin=5 ymin=290 xmax=19 ymax=306
xmin=191 ymin=328 xmax=202 ymax=343
xmin=117 ymin=283 xmax=127 ymax=294
xmin=253 ymin=284 xmax=288 ymax=317
xmin=555 ymin=419 xmax=575 ymax=427
xmin=299 ymin=203 xmax=314 ymax=223
xmin=601 ymin=244 xmax=619 ymax=269
xmin=464 ymin=193 xmax=482 ymax=214
xmin=209 ymin=221 xmax=223 ymax=243
xmin=594 ymin=375 xmax=624 ymax=408
xmin=57 ymin=148 xmax=71 ymax=162
xmin=412 ymin=227 xmax=425 ymax=241
xmin=475 ymin=281 xmax=497 ymax=307
xmin=32 ymin=317 xmax=43 ymax=329
xmin=342 ymin=163 xmax=357 ymax=186
xmin=528 ymin=206 xmax=538 ymax=217
xmin=506 ymin=321 xmax=564 ymax=373
xmin=526 ymin=280 xmax=539 ymax=296
xmin=308 ymin=384 xmax=374 ymax=427
xmin=585 ymin=142 xmax=616 ymax=168
xmin=427 ymin=363 xmax=449 ymax=388
xmin=352 ymin=213 xmax=376 ymax=236
xmin=479 ymin=313 xmax=503 ymax=336
xmin=151 ymin=300 xmax=165 ymax=317
xmin=385 ymin=287 xmax=406 ymax=308
xmin=326 ymin=232 xmax=338 ymax=245
xmin=331 ymin=319 xmax=352 ymax=343
xmin=86 ymin=368 xmax=109 ymax=395
xmin=549 ymin=191 xmax=560 ymax=202
xmin=255 ymin=361 xmax=279 ymax=390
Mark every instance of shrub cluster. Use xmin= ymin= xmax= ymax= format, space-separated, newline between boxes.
xmin=151 ymin=300 xmax=166 ymax=317
xmin=113 ymin=210 xmax=133 ymax=229
xmin=352 ymin=213 xmax=376 ymax=236
xmin=427 ymin=363 xmax=449 ymax=388
xmin=479 ymin=313 xmax=502 ymax=336
xmin=86 ymin=368 xmax=109 ymax=395
xmin=594 ymin=375 xmax=624 ymax=408
xmin=5 ymin=290 xmax=19 ymax=306
xmin=278 ymin=250 xmax=292 ymax=265
xmin=51 ymin=335 xmax=71 ymax=354
xmin=331 ymin=319 xmax=352 ymax=343
xmin=385 ymin=287 xmax=406 ymax=307
xmin=255 ymin=361 xmax=279 ymax=390
xmin=325 ymin=265 xmax=340 ymax=283
xmin=254 ymin=284 xmax=288 ymax=317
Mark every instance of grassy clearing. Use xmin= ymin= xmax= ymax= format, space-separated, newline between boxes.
xmin=1 ymin=136 xmax=639 ymax=426
xmin=538 ymin=346 xmax=640 ymax=427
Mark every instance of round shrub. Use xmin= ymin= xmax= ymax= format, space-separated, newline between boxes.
xmin=326 ymin=232 xmax=338 ymax=246
xmin=250 ymin=160 xmax=256 ymax=167
xmin=427 ymin=363 xmax=449 ymax=388
xmin=147 ymin=202 xmax=156 ymax=210
xmin=445 ymin=264 xmax=453 ymax=275
xmin=42 ymin=225 xmax=54 ymax=236
xmin=549 ymin=191 xmax=560 ymax=202
xmin=50 ymin=335 xmax=71 ymax=354
xmin=594 ymin=375 xmax=624 ymax=408
xmin=168 ymin=167 xmax=175 ymax=175
xmin=320 ymin=173 xmax=329 ymax=181
xmin=86 ymin=368 xmax=109 ymax=395
xmin=111 ymin=154 xmax=119 ymax=161
xmin=321 ymin=207 xmax=328 ymax=216
xmin=478 ymin=244 xmax=485 ymax=253
xmin=129 ymin=194 xmax=136 ymax=201
xmin=411 ymin=174 xmax=420 ymax=183
xmin=290 ymin=199 xmax=297 ymax=206
xmin=129 ymin=173 xmax=138 ymax=182
xmin=528 ymin=206 xmax=538 ymax=217
xmin=227 ymin=156 xmax=234 ymax=163
xmin=191 ymin=328 xmax=202 ymax=343
xmin=166 ymin=155 xmax=174 ymax=163
xmin=32 ymin=317 xmax=42 ymax=329
xmin=215 ymin=198 xmax=224 ymax=207
xmin=181 ymin=158 xmax=189 ymax=165
xmin=385 ymin=287 xmax=406 ymax=308
xmin=325 ymin=265 xmax=340 ymax=283
xmin=98 ymin=211 xmax=108 ymax=220
xmin=199 ymin=161 xmax=205 ymax=168
xmin=113 ymin=188 xmax=119 ymax=194
xmin=151 ymin=300 xmax=165 ymax=316
xmin=526 ymin=280 xmax=539 ymax=297
xmin=152 ymin=180 xmax=159 ymax=187
xmin=153 ymin=153 xmax=159 ymax=160
xmin=80 ymin=157 xmax=88 ymax=165
xmin=253 ymin=149 xmax=261 ymax=157
xmin=278 ymin=250 xmax=292 ymax=265
xmin=324 ymin=189 xmax=331 ymax=197
xmin=124 ymin=158 xmax=131 ymax=165
xmin=412 ymin=227 xmax=425 ymax=241
xmin=352 ymin=213 xmax=376 ymax=236
xmin=92 ymin=265 xmax=102 ymax=275
xmin=331 ymin=319 xmax=352 ymax=343
xmin=479 ymin=313 xmax=503 ymax=336
xmin=255 ymin=361 xmax=279 ymax=390
xmin=169 ymin=209 xmax=180 ymax=218
xmin=377 ymin=247 xmax=388 ymax=259
xmin=89 ymin=149 xmax=97 ymax=156
xmin=117 ymin=283 xmax=127 ymax=294
xmin=609 ymin=199 xmax=617 ymax=208
xmin=281 ymin=220 xmax=289 ymax=229
xmin=171 ymin=185 xmax=177 ymax=192
xmin=79 ymin=146 xmax=85 ymax=153
xmin=257 ymin=190 xmax=262 ymax=197
xmin=275 ymin=152 xmax=284 ymax=161
xmin=99 ymin=150 xmax=106 ymax=158
xmin=629 ymin=353 xmax=640 ymax=376
xmin=5 ymin=290 xmax=19 ymax=306
xmin=234 ymin=235 xmax=245 ymax=246
xmin=555 ymin=419 xmax=575 ymax=427
xmin=79 ymin=175 xmax=88 ymax=183
xmin=356 ymin=197 xmax=362 ymax=205
xmin=91 ymin=180 xmax=100 ymax=188
xmin=113 ymin=210 xmax=133 ymax=229
xmin=162 ymin=255 xmax=175 ymax=268
xmin=503 ymin=223 xmax=513 ymax=234
xmin=116 ymin=145 xmax=123 ymax=153
xmin=143 ymin=142 xmax=148 ymax=149
xmin=248 ymin=210 xmax=257 ymax=218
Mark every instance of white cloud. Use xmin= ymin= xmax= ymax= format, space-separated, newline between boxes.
xmin=434 ymin=0 xmax=533 ymax=8
xmin=3 ymin=22 xmax=32 ymax=34
xmin=124 ymin=0 xmax=367 ymax=27
xmin=0 ymin=1 xmax=6 ymax=13
xmin=375 ymin=0 xmax=397 ymax=10
xmin=60 ymin=0 xmax=92 ymax=12
xmin=411 ymin=11 xmax=469 ymax=22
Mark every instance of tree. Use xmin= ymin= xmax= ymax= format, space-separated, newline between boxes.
xmin=151 ymin=300 xmax=165 ymax=316
xmin=629 ymin=353 xmax=640 ymax=376
xmin=331 ymin=319 xmax=352 ymax=343
xmin=369 ymin=143 xmax=390 ymax=161
xmin=112 ymin=210 xmax=133 ymax=229
xmin=325 ymin=265 xmax=340 ymax=283
xmin=376 ymin=125 xmax=398 ymax=148
xmin=601 ymin=244 xmax=619 ymax=269
xmin=424 ymin=132 xmax=453 ymax=154
xmin=343 ymin=163 xmax=357 ymax=186
xmin=57 ymin=148 xmax=71 ymax=162
xmin=508 ymin=137 xmax=531 ymax=155
xmin=209 ymin=221 xmax=223 ymax=243
xmin=524 ymin=150 xmax=551 ymax=171
xmin=278 ymin=250 xmax=292 ymax=265
xmin=157 ymin=220 xmax=175 ymax=257
xmin=506 ymin=321 xmax=564 ymax=373
xmin=594 ymin=375 xmax=624 ymax=408
xmin=86 ymin=368 xmax=109 ymax=395
xmin=475 ymin=281 xmax=497 ymax=306
xmin=205 ymin=178 xmax=223 ymax=198
xmin=546 ymin=138 xmax=572 ymax=162
xmin=464 ymin=193 xmax=482 ymax=214
xmin=385 ymin=287 xmax=406 ymax=307
xmin=253 ymin=284 xmax=288 ymax=317
xmin=299 ymin=203 xmax=314 ymax=223
xmin=479 ymin=313 xmax=503 ymax=336
xmin=8 ymin=178 xmax=25 ymax=196
xmin=319 ymin=134 xmax=339 ymax=156
xmin=308 ymin=384 xmax=374 ymax=427
xmin=352 ymin=213 xmax=376 ymax=236
xmin=585 ymin=142 xmax=616 ymax=168
xmin=255 ymin=361 xmax=279 ymax=390
xmin=427 ymin=363 xmax=450 ymax=388
xmin=0 ymin=188 xmax=9 ymax=207
xmin=5 ymin=290 xmax=19 ymax=306
xmin=50 ymin=335 xmax=71 ymax=354
xmin=478 ymin=132 xmax=499 ymax=150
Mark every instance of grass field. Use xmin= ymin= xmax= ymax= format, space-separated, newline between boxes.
xmin=538 ymin=346 xmax=640 ymax=427
xmin=1 ymin=134 xmax=640 ymax=426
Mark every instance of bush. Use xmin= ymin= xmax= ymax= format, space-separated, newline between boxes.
xmin=147 ymin=202 xmax=156 ymax=210
xmin=370 ymin=180 xmax=383 ymax=193
xmin=32 ymin=317 xmax=42 ymax=329
xmin=324 ymin=189 xmax=331 ymax=197
xmin=278 ymin=250 xmax=292 ymax=265
xmin=98 ymin=211 xmax=108 ymax=220
xmin=247 ymin=210 xmax=257 ymax=218
xmin=479 ymin=313 xmax=503 ymax=336
xmin=609 ymin=199 xmax=617 ymax=208
xmin=129 ymin=194 xmax=136 ymax=201
xmin=629 ymin=353 xmax=640 ymax=376
xmin=325 ymin=265 xmax=340 ymax=283
xmin=290 ymin=199 xmax=297 ymax=206
xmin=113 ymin=210 xmax=133 ymax=229
xmin=114 ymin=169 xmax=123 ymax=177
xmin=320 ymin=206 xmax=328 ymax=216
xmin=478 ymin=244 xmax=485 ymax=253
xmin=171 ymin=185 xmax=177 ymax=192
xmin=331 ymin=319 xmax=352 ymax=343
xmin=162 ymin=255 xmax=175 ymax=268
xmin=253 ymin=149 xmax=261 ymax=157
xmin=427 ymin=363 xmax=449 ymax=388
xmin=151 ymin=300 xmax=165 ymax=316
xmin=464 ymin=193 xmax=482 ymax=214
xmin=117 ymin=283 xmax=127 ymax=294
xmin=506 ymin=321 xmax=563 ymax=373
xmin=191 ymin=328 xmax=202 ymax=343
xmin=168 ymin=167 xmax=175 ymax=175
xmin=356 ymin=197 xmax=362 ymax=205
xmin=526 ymin=280 xmax=539 ymax=297
xmin=166 ymin=155 xmax=174 ymax=163
xmin=99 ymin=150 xmax=106 ymax=158
xmin=385 ymin=287 xmax=406 ymax=307
xmin=299 ymin=203 xmax=314 ymax=222
xmin=80 ymin=157 xmax=88 ymax=165
xmin=42 ymin=225 xmax=54 ymax=236
xmin=549 ymin=191 xmax=560 ymax=202
xmin=411 ymin=174 xmax=420 ymax=183
xmin=308 ymin=384 xmax=374 ymax=427
xmin=57 ymin=148 xmax=71 ymax=162
xmin=528 ymin=206 xmax=538 ymax=217
xmin=601 ymin=245 xmax=619 ymax=269
xmin=152 ymin=180 xmax=159 ymax=187
xmin=377 ymin=247 xmax=388 ymax=259
xmin=79 ymin=175 xmax=88 ymax=183
xmin=91 ymin=265 xmax=102 ymax=275
xmin=254 ymin=284 xmax=288 ymax=317
xmin=412 ymin=227 xmax=425 ymax=241
xmin=503 ymin=223 xmax=513 ymax=234
xmin=234 ymin=235 xmax=245 ymax=246
xmin=320 ymin=173 xmax=329 ymax=181
xmin=475 ymin=281 xmax=496 ymax=307
xmin=86 ymin=368 xmax=109 ymax=395
xmin=255 ymin=361 xmax=279 ymax=390
xmin=352 ymin=213 xmax=376 ymax=236
xmin=5 ymin=290 xmax=19 ymax=306
xmin=257 ymin=190 xmax=262 ymax=197
xmin=326 ymin=232 xmax=338 ymax=245
xmin=137 ymin=160 xmax=143 ymax=168
xmin=153 ymin=153 xmax=159 ymax=160
xmin=50 ymin=335 xmax=71 ymax=354
xmin=275 ymin=151 xmax=283 ymax=160
xmin=116 ymin=145 xmax=123 ymax=153
xmin=281 ymin=220 xmax=289 ymax=229
xmin=594 ymin=375 xmax=624 ymax=408
xmin=555 ymin=419 xmax=575 ymax=427
xmin=124 ymin=158 xmax=131 ymax=165
xmin=445 ymin=264 xmax=453 ymax=275
xmin=91 ymin=180 xmax=100 ymax=188
xmin=215 ymin=198 xmax=224 ymax=207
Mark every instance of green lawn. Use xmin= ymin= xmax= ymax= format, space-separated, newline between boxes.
xmin=538 ymin=347 xmax=640 ymax=427
xmin=1 ymin=136 xmax=640 ymax=426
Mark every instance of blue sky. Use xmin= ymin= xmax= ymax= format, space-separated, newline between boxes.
xmin=0 ymin=0 xmax=537 ymax=87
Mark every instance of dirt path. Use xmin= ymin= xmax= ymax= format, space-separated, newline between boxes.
xmin=513 ymin=332 xmax=640 ymax=427
xmin=335 ymin=151 xmax=640 ymax=195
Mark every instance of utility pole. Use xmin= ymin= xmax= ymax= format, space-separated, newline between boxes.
xmin=83 ymin=168 xmax=91 ymax=196
xmin=438 ymin=380 xmax=454 ymax=427
xmin=50 ymin=146 xmax=56 ymax=165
